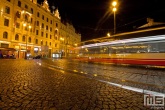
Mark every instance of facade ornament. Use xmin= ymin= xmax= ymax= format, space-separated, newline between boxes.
xmin=42 ymin=0 xmax=50 ymax=12
xmin=54 ymin=9 xmax=61 ymax=19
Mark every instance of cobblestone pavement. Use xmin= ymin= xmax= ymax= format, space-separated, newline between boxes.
xmin=0 ymin=59 xmax=150 ymax=109
xmin=40 ymin=59 xmax=165 ymax=93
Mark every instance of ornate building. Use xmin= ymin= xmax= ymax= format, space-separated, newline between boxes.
xmin=0 ymin=0 xmax=81 ymax=58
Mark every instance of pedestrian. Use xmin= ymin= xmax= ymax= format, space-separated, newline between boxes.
xmin=0 ymin=50 xmax=3 ymax=59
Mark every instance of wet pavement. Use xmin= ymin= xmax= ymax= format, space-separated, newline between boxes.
xmin=41 ymin=59 xmax=165 ymax=93
xmin=0 ymin=59 xmax=163 ymax=109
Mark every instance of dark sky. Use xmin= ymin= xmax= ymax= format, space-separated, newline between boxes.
xmin=38 ymin=0 xmax=165 ymax=41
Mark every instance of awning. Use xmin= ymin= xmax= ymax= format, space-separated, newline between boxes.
xmin=0 ymin=48 xmax=16 ymax=51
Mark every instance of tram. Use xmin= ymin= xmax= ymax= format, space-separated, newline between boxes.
xmin=77 ymin=27 xmax=165 ymax=66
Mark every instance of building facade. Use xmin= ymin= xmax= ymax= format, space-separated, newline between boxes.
xmin=0 ymin=0 xmax=81 ymax=58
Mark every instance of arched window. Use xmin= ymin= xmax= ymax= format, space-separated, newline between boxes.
xmin=3 ymin=32 xmax=8 ymax=39
xmin=15 ymin=34 xmax=19 ymax=40
xmin=28 ymin=37 xmax=31 ymax=43
xmin=18 ymin=1 xmax=21 ymax=7
xmin=22 ymin=36 xmax=25 ymax=41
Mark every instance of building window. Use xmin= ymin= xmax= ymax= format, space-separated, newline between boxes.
xmin=46 ymin=25 xmax=48 ymax=30
xmin=50 ymin=20 xmax=52 ymax=24
xmin=41 ymin=40 xmax=43 ymax=45
xmin=25 ymin=4 xmax=28 ymax=9
xmin=46 ymin=33 xmax=48 ymax=38
xmin=4 ymin=18 xmax=9 ymax=27
xmin=50 ymin=42 xmax=51 ymax=46
xmin=47 ymin=18 xmax=49 ymax=22
xmin=24 ymin=14 xmax=28 ymax=22
xmin=1 ymin=43 xmax=9 ymax=48
xmin=50 ymin=35 xmax=52 ymax=39
xmin=50 ymin=27 xmax=52 ymax=32
xmin=56 ymin=23 xmax=58 ymax=27
xmin=55 ymin=44 xmax=57 ymax=47
xmin=15 ymin=34 xmax=19 ymax=40
xmin=55 ymin=30 xmax=57 ymax=34
xmin=36 ymin=30 xmax=38 ymax=35
xmin=5 ymin=6 xmax=10 ymax=14
xmin=41 ymin=32 xmax=44 ymax=37
xmin=42 ymin=15 xmax=44 ymax=20
xmin=31 ymin=8 xmax=33 ymax=14
xmin=37 ymin=12 xmax=40 ymax=17
xmin=46 ymin=41 xmax=47 ymax=46
xmin=3 ymin=32 xmax=8 ymax=39
xmin=42 ymin=23 xmax=44 ymax=28
xmin=37 ymin=21 xmax=39 ymax=26
xmin=55 ymin=36 xmax=57 ymax=40
xmin=22 ymin=36 xmax=25 ymax=42
xmin=16 ymin=22 xmax=20 ymax=28
xmin=35 ymin=39 xmax=38 ymax=44
xmin=30 ymin=18 xmax=33 ymax=23
xmin=15 ymin=11 xmax=21 ymax=18
xmin=28 ymin=37 xmax=31 ymax=43
xmin=7 ymin=0 xmax=10 ymax=2
xmin=18 ymin=1 xmax=21 ymax=7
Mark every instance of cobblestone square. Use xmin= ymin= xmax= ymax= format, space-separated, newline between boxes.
xmin=0 ymin=59 xmax=151 ymax=109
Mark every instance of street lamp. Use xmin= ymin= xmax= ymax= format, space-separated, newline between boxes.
xmin=23 ymin=23 xmax=27 ymax=59
xmin=112 ymin=1 xmax=117 ymax=34
xmin=107 ymin=32 xmax=110 ymax=37
xmin=60 ymin=37 xmax=65 ymax=57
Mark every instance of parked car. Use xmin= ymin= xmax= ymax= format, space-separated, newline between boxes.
xmin=33 ymin=55 xmax=41 ymax=59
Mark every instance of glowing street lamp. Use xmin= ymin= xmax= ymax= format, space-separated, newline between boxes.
xmin=112 ymin=1 xmax=117 ymax=7
xmin=107 ymin=32 xmax=111 ymax=37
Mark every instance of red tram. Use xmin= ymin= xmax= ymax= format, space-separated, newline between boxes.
xmin=77 ymin=27 xmax=165 ymax=67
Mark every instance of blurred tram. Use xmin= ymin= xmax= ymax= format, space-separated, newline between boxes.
xmin=77 ymin=26 xmax=165 ymax=66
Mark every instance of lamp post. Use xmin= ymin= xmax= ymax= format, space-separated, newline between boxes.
xmin=23 ymin=23 xmax=31 ymax=59
xmin=23 ymin=23 xmax=27 ymax=59
xmin=60 ymin=37 xmax=65 ymax=57
xmin=112 ymin=1 xmax=117 ymax=34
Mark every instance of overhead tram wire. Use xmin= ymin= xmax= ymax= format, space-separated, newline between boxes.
xmin=79 ymin=26 xmax=165 ymax=45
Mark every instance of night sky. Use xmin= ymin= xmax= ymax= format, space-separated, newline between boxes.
xmin=38 ymin=0 xmax=165 ymax=41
